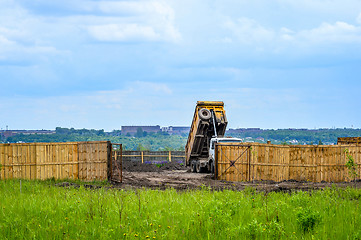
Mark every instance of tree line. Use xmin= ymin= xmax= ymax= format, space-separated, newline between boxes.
xmin=2 ymin=127 xmax=361 ymax=150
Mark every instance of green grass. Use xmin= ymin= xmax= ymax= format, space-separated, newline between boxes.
xmin=1 ymin=180 xmax=361 ymax=239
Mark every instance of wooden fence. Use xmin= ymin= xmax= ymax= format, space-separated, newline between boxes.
xmin=338 ymin=137 xmax=361 ymax=145
xmin=216 ymin=143 xmax=361 ymax=182
xmin=0 ymin=141 xmax=112 ymax=181
xmin=122 ymin=151 xmax=185 ymax=163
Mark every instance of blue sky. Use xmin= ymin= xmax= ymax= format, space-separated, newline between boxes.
xmin=1 ymin=0 xmax=361 ymax=131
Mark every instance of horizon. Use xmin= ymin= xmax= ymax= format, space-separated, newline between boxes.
xmin=1 ymin=1 xmax=361 ymax=131
xmin=1 ymin=126 xmax=361 ymax=132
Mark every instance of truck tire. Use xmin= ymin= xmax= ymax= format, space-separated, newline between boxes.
xmin=192 ymin=162 xmax=197 ymax=173
xmin=196 ymin=161 xmax=207 ymax=173
xmin=211 ymin=163 xmax=215 ymax=174
xmin=196 ymin=161 xmax=202 ymax=173
xmin=198 ymin=108 xmax=211 ymax=121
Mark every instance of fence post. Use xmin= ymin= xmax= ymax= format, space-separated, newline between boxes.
xmin=107 ymin=142 xmax=112 ymax=181
xmin=248 ymin=146 xmax=251 ymax=182
xmin=141 ymin=151 xmax=144 ymax=163
xmin=120 ymin=145 xmax=122 ymax=183
xmin=169 ymin=151 xmax=172 ymax=162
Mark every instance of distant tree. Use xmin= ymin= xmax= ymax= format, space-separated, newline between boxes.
xmin=110 ymin=130 xmax=122 ymax=136
xmin=96 ymin=129 xmax=105 ymax=136
xmin=55 ymin=127 xmax=70 ymax=134
xmin=136 ymin=143 xmax=149 ymax=151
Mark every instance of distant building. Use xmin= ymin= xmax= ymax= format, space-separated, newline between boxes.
xmin=256 ymin=137 xmax=265 ymax=141
xmin=161 ymin=126 xmax=190 ymax=135
xmin=0 ymin=130 xmax=55 ymax=138
xmin=121 ymin=126 xmax=161 ymax=136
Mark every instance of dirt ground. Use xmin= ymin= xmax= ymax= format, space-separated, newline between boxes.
xmin=116 ymin=161 xmax=361 ymax=192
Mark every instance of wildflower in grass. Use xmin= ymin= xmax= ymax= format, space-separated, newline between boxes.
xmin=65 ymin=217 xmax=68 ymax=220
xmin=158 ymin=225 xmax=161 ymax=228
xmin=167 ymin=226 xmax=171 ymax=229
xmin=150 ymin=223 xmax=153 ymax=226
xmin=146 ymin=236 xmax=150 ymax=238
xmin=123 ymin=233 xmax=126 ymax=236
xmin=134 ymin=233 xmax=138 ymax=237
xmin=153 ymin=237 xmax=156 ymax=239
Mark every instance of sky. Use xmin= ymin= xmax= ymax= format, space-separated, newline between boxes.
xmin=1 ymin=0 xmax=361 ymax=131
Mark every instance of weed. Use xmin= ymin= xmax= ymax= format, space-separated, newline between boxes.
xmin=345 ymin=148 xmax=358 ymax=181
xmin=265 ymin=219 xmax=285 ymax=240
xmin=153 ymin=161 xmax=167 ymax=168
xmin=296 ymin=207 xmax=321 ymax=233
xmin=244 ymin=219 xmax=263 ymax=240
xmin=352 ymin=230 xmax=361 ymax=240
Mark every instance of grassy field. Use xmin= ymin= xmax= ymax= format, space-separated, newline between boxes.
xmin=0 ymin=180 xmax=361 ymax=239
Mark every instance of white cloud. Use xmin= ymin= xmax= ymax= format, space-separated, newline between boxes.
xmin=88 ymin=24 xmax=159 ymax=42
xmin=221 ymin=15 xmax=361 ymax=54
xmin=0 ymin=35 xmax=15 ymax=46
xmin=224 ymin=17 xmax=275 ymax=44
xmin=87 ymin=1 xmax=181 ymax=42
xmin=297 ymin=21 xmax=361 ymax=43
xmin=0 ymin=4 xmax=66 ymax=65
xmin=97 ymin=1 xmax=174 ymax=19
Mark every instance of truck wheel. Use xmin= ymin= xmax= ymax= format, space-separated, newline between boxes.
xmin=198 ymin=108 xmax=211 ymax=121
xmin=196 ymin=161 xmax=202 ymax=173
xmin=192 ymin=162 xmax=197 ymax=173
xmin=196 ymin=162 xmax=207 ymax=173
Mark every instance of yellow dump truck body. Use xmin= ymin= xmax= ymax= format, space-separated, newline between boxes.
xmin=185 ymin=101 xmax=228 ymax=166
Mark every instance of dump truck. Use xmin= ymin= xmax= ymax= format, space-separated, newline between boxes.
xmin=185 ymin=101 xmax=242 ymax=173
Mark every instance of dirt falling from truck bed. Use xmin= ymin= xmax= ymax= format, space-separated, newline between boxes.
xmin=118 ymin=161 xmax=361 ymax=192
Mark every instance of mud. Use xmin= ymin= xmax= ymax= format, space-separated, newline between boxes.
xmin=56 ymin=161 xmax=361 ymax=192
xmin=117 ymin=161 xmax=361 ymax=192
